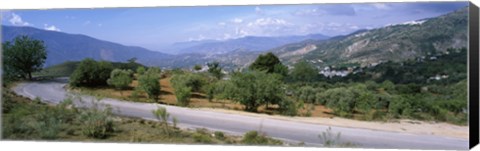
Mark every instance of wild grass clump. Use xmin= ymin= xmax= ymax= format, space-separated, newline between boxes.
xmin=78 ymin=106 xmax=115 ymax=139
xmin=241 ymin=131 xmax=282 ymax=145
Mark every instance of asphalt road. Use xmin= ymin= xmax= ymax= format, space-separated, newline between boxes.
xmin=12 ymin=78 xmax=469 ymax=150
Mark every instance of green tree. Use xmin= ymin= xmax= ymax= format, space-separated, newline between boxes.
xmin=107 ymin=69 xmax=133 ymax=95
xmin=317 ymin=87 xmax=355 ymax=117
xmin=136 ymin=66 xmax=146 ymax=75
xmin=207 ymin=62 xmax=223 ymax=79
xmin=296 ymin=86 xmax=317 ymax=104
xmin=138 ymin=72 xmax=161 ymax=102
xmin=193 ymin=64 xmax=202 ymax=71
xmin=221 ymin=71 xmax=285 ymax=112
xmin=170 ymin=73 xmax=205 ymax=93
xmin=170 ymin=73 xmax=206 ymax=106
xmin=290 ymin=60 xmax=318 ymax=82
xmin=69 ymin=59 xmax=114 ymax=87
xmin=2 ymin=36 xmax=47 ymax=80
xmin=249 ymin=52 xmax=288 ymax=75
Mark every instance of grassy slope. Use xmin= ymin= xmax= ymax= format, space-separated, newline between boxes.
xmin=1 ymin=88 xmax=284 ymax=145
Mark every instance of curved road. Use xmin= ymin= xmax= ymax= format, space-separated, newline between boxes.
xmin=12 ymin=78 xmax=468 ymax=150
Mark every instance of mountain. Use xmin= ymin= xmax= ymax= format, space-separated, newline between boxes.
xmin=157 ymin=49 xmax=262 ymax=70
xmin=1 ymin=26 xmax=171 ymax=67
xmin=271 ymin=7 xmax=468 ymax=68
xmin=174 ymin=33 xmax=330 ymax=55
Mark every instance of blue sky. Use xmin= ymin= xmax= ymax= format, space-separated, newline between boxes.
xmin=1 ymin=2 xmax=468 ymax=52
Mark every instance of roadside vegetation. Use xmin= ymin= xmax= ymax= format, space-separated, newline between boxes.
xmin=1 ymin=88 xmax=286 ymax=145
xmin=65 ymin=48 xmax=467 ymax=125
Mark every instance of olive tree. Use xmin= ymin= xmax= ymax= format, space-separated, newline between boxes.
xmin=138 ymin=72 xmax=161 ymax=102
xmin=107 ymin=69 xmax=133 ymax=95
xmin=221 ymin=71 xmax=285 ymax=112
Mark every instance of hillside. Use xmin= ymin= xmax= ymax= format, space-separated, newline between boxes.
xmin=35 ymin=61 xmax=146 ymax=77
xmin=272 ymin=7 xmax=468 ymax=67
xmin=1 ymin=26 xmax=171 ymax=67
xmin=174 ymin=34 xmax=329 ymax=55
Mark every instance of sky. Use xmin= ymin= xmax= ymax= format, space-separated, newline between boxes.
xmin=0 ymin=2 xmax=469 ymax=52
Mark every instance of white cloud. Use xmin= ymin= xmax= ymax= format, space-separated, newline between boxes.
xmin=371 ymin=3 xmax=391 ymax=10
xmin=231 ymin=18 xmax=243 ymax=23
xmin=98 ymin=23 xmax=103 ymax=27
xmin=9 ymin=13 xmax=32 ymax=26
xmin=218 ymin=22 xmax=226 ymax=26
xmin=44 ymin=24 xmax=61 ymax=31
xmin=247 ymin=18 xmax=291 ymax=27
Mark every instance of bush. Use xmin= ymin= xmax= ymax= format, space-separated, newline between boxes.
xmin=193 ymin=133 xmax=213 ymax=143
xmin=278 ymin=97 xmax=298 ymax=116
xmin=171 ymin=73 xmax=206 ymax=92
xmin=152 ymin=107 xmax=170 ymax=135
xmin=318 ymin=88 xmax=355 ymax=117
xmin=70 ymin=59 xmax=114 ymax=87
xmin=136 ymin=66 xmax=146 ymax=75
xmin=242 ymin=131 xmax=268 ymax=145
xmin=318 ymin=127 xmax=341 ymax=147
xmin=295 ymin=86 xmax=317 ymax=104
xmin=138 ymin=72 xmax=161 ymax=101
xmin=107 ymin=69 xmax=133 ymax=90
xmin=214 ymin=131 xmax=225 ymax=139
xmin=241 ymin=131 xmax=282 ymax=145
xmin=170 ymin=73 xmax=206 ymax=106
xmin=79 ymin=106 xmax=114 ymax=139
xmin=175 ymin=86 xmax=192 ymax=107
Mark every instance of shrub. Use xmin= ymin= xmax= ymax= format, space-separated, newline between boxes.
xmin=152 ymin=107 xmax=170 ymax=135
xmin=107 ymin=69 xmax=133 ymax=91
xmin=171 ymin=73 xmax=206 ymax=92
xmin=138 ymin=72 xmax=161 ymax=102
xmin=318 ymin=127 xmax=341 ymax=147
xmin=241 ymin=131 xmax=281 ymax=145
xmin=78 ymin=106 xmax=114 ymax=139
xmin=242 ymin=131 xmax=268 ymax=145
xmin=175 ymin=86 xmax=192 ymax=106
xmin=207 ymin=62 xmax=224 ymax=80
xmin=278 ymin=97 xmax=298 ymax=116
xmin=295 ymin=86 xmax=317 ymax=104
xmin=136 ymin=66 xmax=146 ymax=75
xmin=170 ymin=73 xmax=206 ymax=106
xmin=318 ymin=88 xmax=355 ymax=117
xmin=214 ymin=131 xmax=225 ymax=139
xmin=70 ymin=59 xmax=114 ymax=87
xmin=193 ymin=133 xmax=213 ymax=143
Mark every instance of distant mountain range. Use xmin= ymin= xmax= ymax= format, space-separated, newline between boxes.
xmin=1 ymin=7 xmax=468 ymax=70
xmin=1 ymin=26 xmax=171 ymax=67
xmin=271 ymin=7 xmax=468 ymax=68
xmin=169 ymin=34 xmax=330 ymax=55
